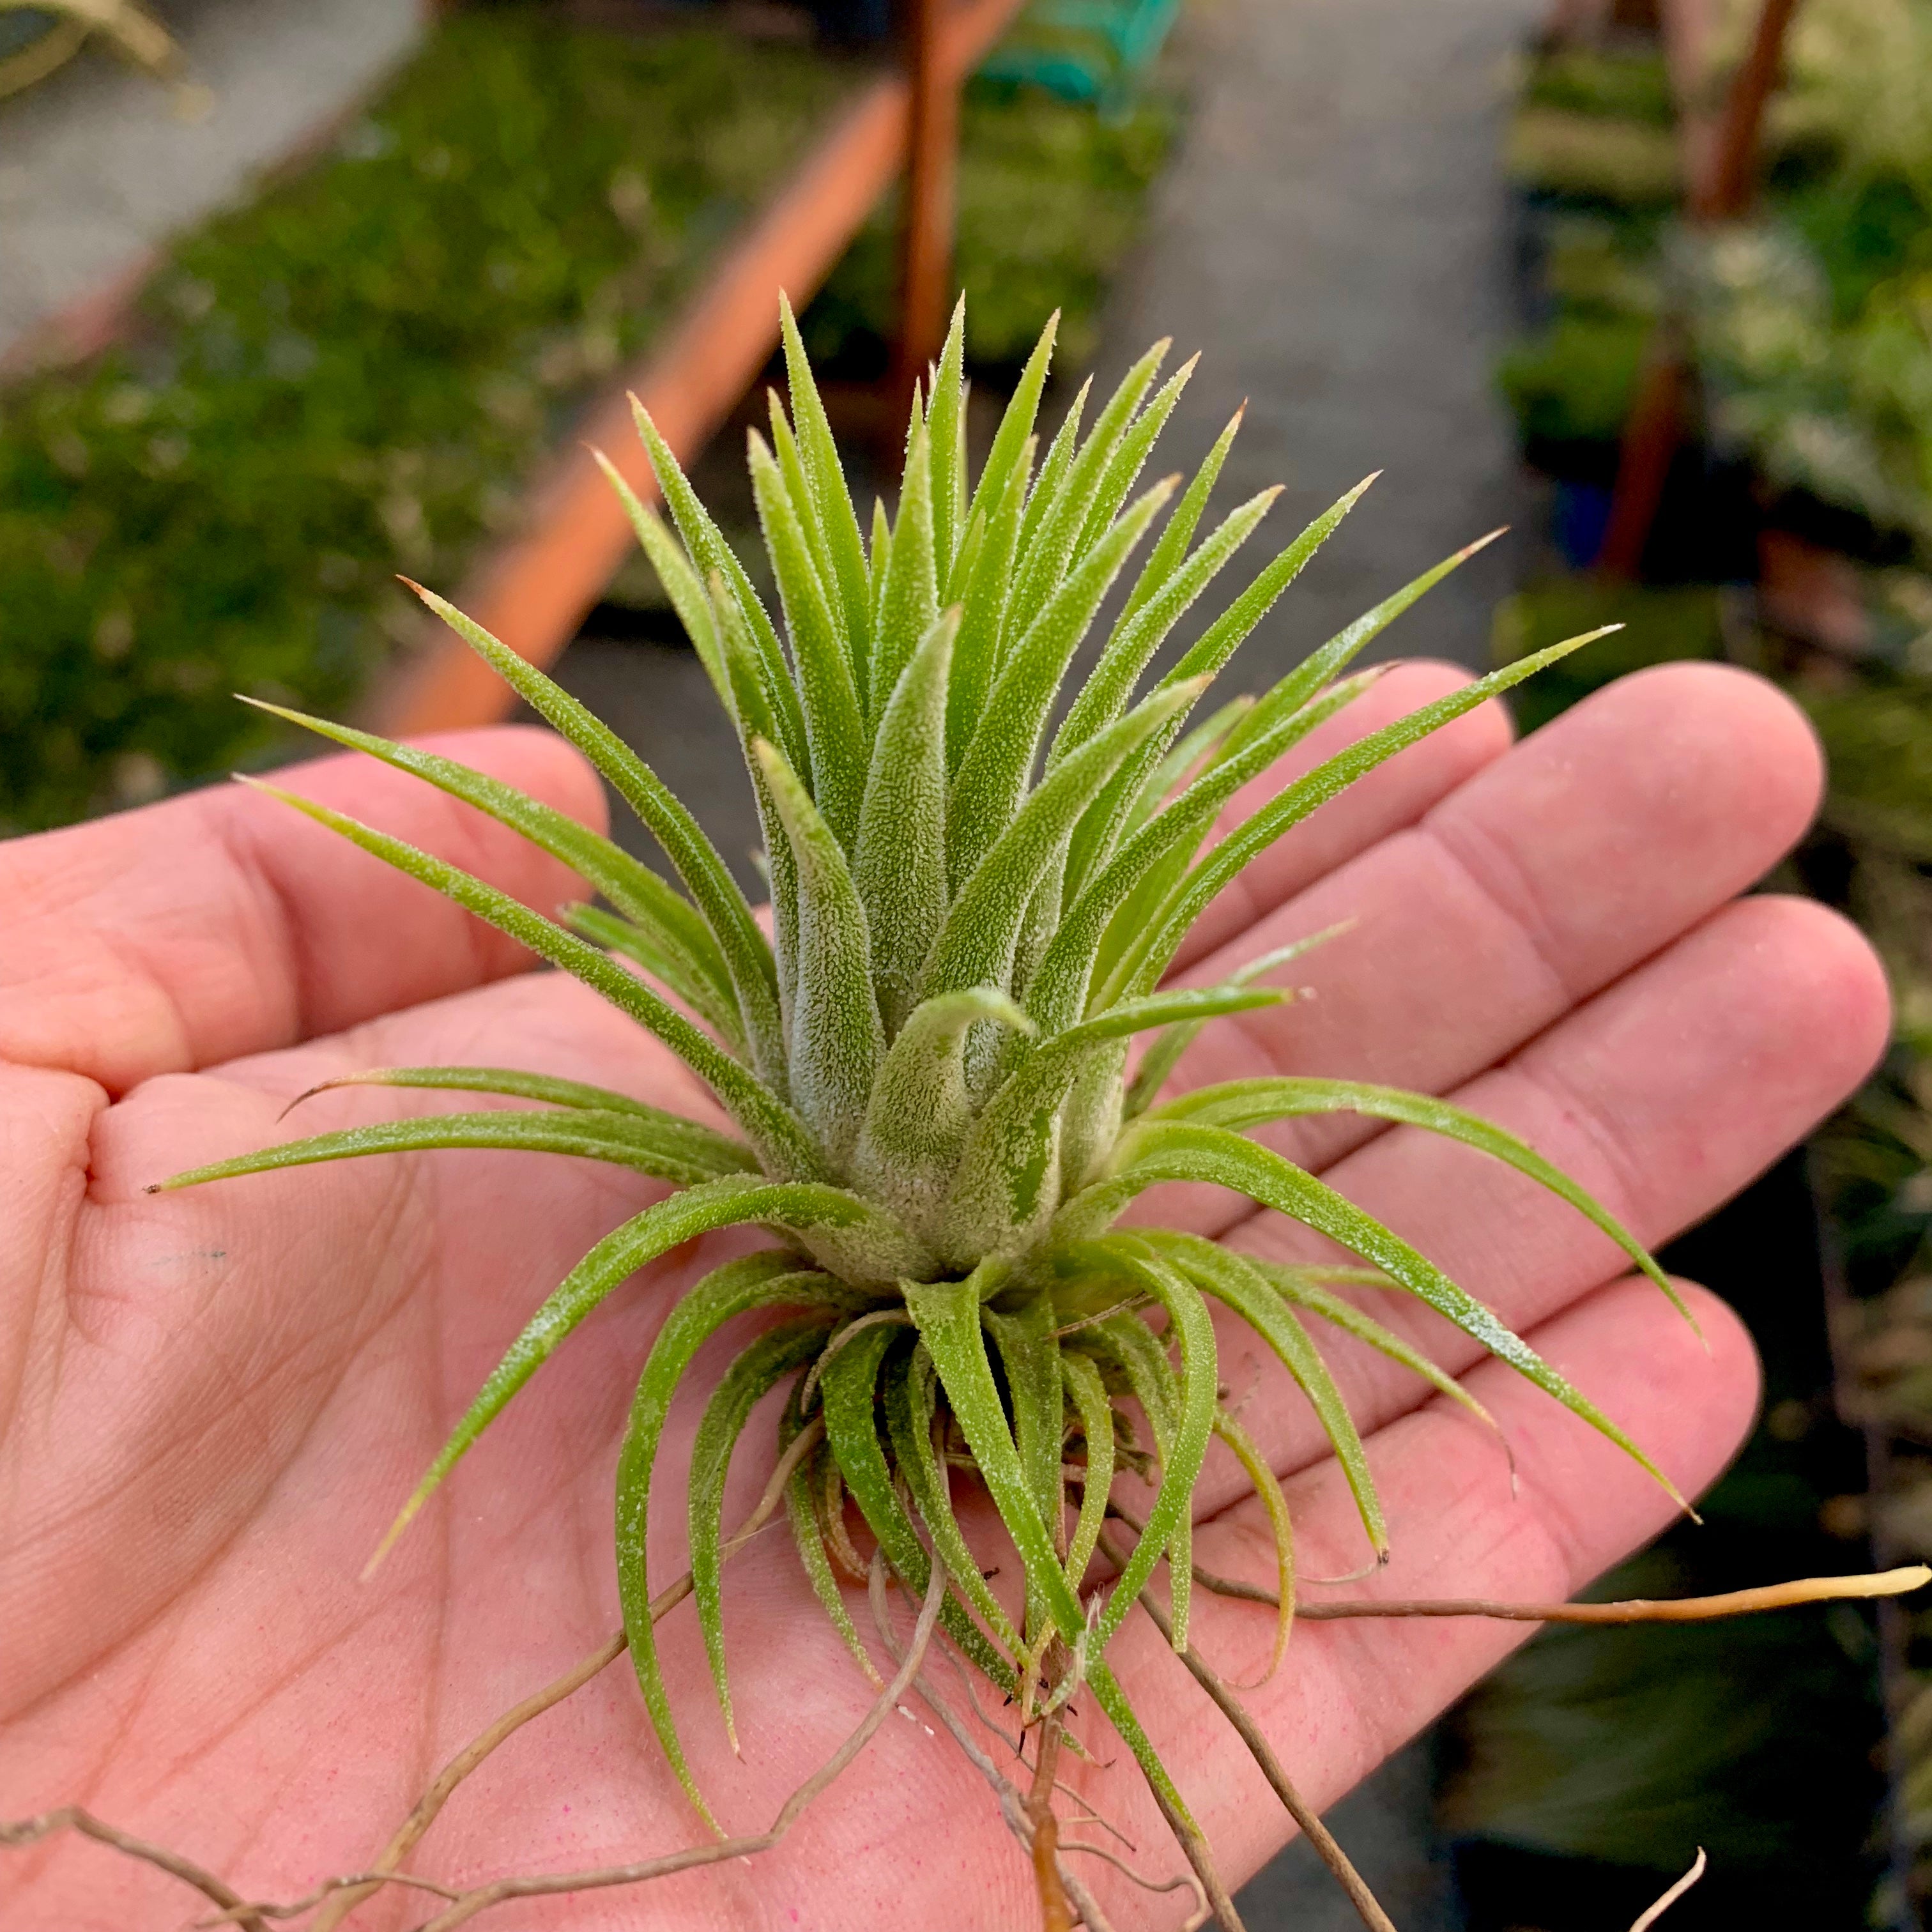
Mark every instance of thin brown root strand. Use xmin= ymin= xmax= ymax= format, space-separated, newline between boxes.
xmin=866 ymin=1568 xmax=1130 ymax=1932
xmin=1629 ymin=1849 xmax=1706 ymax=1931
xmin=404 ymin=1554 xmax=948 ymax=1932
xmin=1100 ymin=1526 xmax=1392 ymax=1932
xmin=195 ymin=1871 xmax=462 ymax=1924
xmin=1060 ymin=1838 xmax=1209 ymax=1923
xmin=0 ymin=1808 xmax=273 ymax=1932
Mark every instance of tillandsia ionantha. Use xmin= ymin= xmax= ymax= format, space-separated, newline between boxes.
xmin=152 ymin=296 xmax=1690 ymax=1895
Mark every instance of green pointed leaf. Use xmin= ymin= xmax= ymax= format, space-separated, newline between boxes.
xmin=618 ymin=1252 xmax=855 ymax=1822
xmin=1073 ymin=351 xmax=1195 ymax=558
xmin=1101 ymin=1122 xmax=1690 ymax=1510
xmin=964 ymin=309 xmax=1055 ymax=537
xmin=1059 ymin=1346 xmax=1116 ymax=1597
xmin=766 ymin=393 xmax=838 ymax=608
xmin=155 ymin=1108 xmax=756 ymax=1195
xmin=588 ymin=450 xmax=730 ymax=709
xmin=923 ymin=682 xmax=1204 ymax=1007
xmin=1154 ymin=473 xmax=1380 ymax=698
xmin=1122 ymin=931 xmax=1347 ymax=1120
xmin=873 ymin=415 xmax=939 ymax=715
xmin=242 ymin=779 xmax=820 ymax=1177
xmin=629 ymin=397 xmax=811 ymax=781
xmin=689 ymin=1317 xmax=837 ymax=1752
xmin=376 ymin=1183 xmax=865 ymax=1571
xmin=240 ymin=699 xmax=745 ymax=1050
xmin=1253 ymin=1257 xmax=1506 ymax=1445
xmin=1060 ymin=693 xmax=1251 ymax=917
xmin=781 ymin=1386 xmax=882 ymax=1687
xmin=884 ymin=1342 xmax=1022 ymax=1656
xmin=983 ymin=1295 xmax=1066 ymax=1644
xmin=407 ymin=586 xmax=788 ymax=1091
xmin=926 ymin=295 xmax=968 ymax=589
xmin=854 ymin=610 xmax=957 ymax=1035
xmin=1050 ymin=485 xmax=1282 ymax=772
xmin=1064 ymin=670 xmax=1381 ymax=1022
xmin=749 ymin=431 xmax=867 ymax=845
xmin=1147 ymin=1232 xmax=1387 ymax=1563
xmin=1068 ymin=1241 xmax=1216 ymax=1653
xmin=714 ymin=588 xmax=801 ymax=1032
xmin=1144 ymin=1076 xmax=1689 ymax=1320
xmin=902 ymin=1273 xmax=1089 ymax=1653
xmin=1110 ymin=626 xmax=1622 ymax=1004
xmin=1211 ymin=1402 xmax=1296 ymax=1678
xmin=1008 ymin=375 xmax=1091 ymax=639
xmin=280 ymin=1062 xmax=717 ymax=1128
xmin=752 ymin=738 xmax=884 ymax=1163
xmin=1009 ymin=344 xmax=1164 ymax=630
xmin=559 ymin=904 xmax=743 ymax=1051
xmin=948 ymin=475 xmax=1178 ymax=882
xmin=779 ymin=295 xmax=874 ymax=710
xmin=1116 ymin=403 xmax=1245 ymax=636
xmin=946 ymin=441 xmax=1033 ymax=771
xmin=817 ymin=1317 xmax=1020 ymax=1690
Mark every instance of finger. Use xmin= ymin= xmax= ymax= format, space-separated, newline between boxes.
xmin=0 ymin=726 xmax=605 ymax=1096
xmin=1172 ymin=659 xmax=1513 ymax=972
xmin=1102 ymin=1278 xmax=1759 ymax=1900
xmin=1190 ymin=893 xmax=1885 ymax=1518
xmin=1150 ymin=663 xmax=1827 ymax=1197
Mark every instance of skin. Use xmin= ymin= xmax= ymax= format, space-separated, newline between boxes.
xmin=0 ymin=659 xmax=1891 ymax=1931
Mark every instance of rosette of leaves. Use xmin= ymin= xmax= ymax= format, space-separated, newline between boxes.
xmin=156 ymin=302 xmax=1686 ymax=1841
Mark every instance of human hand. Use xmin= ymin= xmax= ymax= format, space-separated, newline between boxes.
xmin=0 ymin=659 xmax=1887 ymax=1929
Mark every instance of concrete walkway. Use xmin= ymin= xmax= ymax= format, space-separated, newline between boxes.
xmin=0 ymin=0 xmax=418 ymax=365
xmin=1084 ymin=0 xmax=1541 ymax=681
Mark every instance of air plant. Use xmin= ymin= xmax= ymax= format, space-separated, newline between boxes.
xmin=153 ymin=297 xmax=1685 ymax=1905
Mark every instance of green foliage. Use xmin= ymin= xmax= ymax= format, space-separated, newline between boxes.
xmin=163 ymin=308 xmax=1678 ymax=1841
xmin=1496 ymin=312 xmax=1652 ymax=449
xmin=0 ymin=10 xmax=848 ymax=833
xmin=798 ymin=77 xmax=1177 ymax=374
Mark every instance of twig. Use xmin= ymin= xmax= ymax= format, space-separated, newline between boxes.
xmin=0 ymin=1808 xmax=273 ymax=1932
xmin=1104 ymin=1529 xmax=1395 ymax=1932
xmin=1630 ymin=1848 xmax=1706 ymax=1931
xmin=403 ymin=1552 xmax=948 ymax=1932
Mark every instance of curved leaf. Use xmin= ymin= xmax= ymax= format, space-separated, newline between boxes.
xmin=689 ymin=1317 xmax=837 ymax=1751
xmin=618 ymin=1254 xmax=852 ymax=1823
xmin=406 ymin=583 xmax=788 ymax=1088
xmin=239 ymin=780 xmax=820 ymax=1181
xmin=1147 ymin=1231 xmax=1387 ymax=1563
xmin=1059 ymin=1346 xmax=1117 ymax=1598
xmin=155 ymin=1108 xmax=756 ymax=1195
xmin=884 ymin=1343 xmax=1022 ymax=1657
xmin=1101 ymin=1121 xmax=1690 ymax=1511
xmin=817 ymin=1318 xmax=1019 ymax=1690
xmin=1142 ymin=1075 xmax=1689 ymax=1320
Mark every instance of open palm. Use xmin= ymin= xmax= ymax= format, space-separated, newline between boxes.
xmin=0 ymin=657 xmax=1888 ymax=1931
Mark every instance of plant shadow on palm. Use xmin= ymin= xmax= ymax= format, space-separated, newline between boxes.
xmin=10 ymin=300 xmax=1920 ymax=1932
